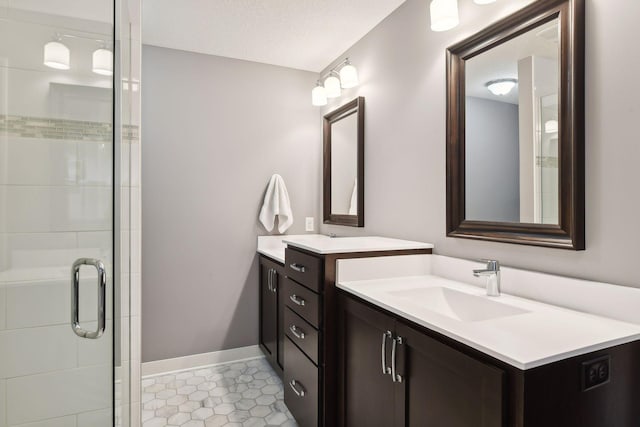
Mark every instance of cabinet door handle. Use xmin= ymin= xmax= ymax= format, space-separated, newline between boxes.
xmin=289 ymin=380 xmax=306 ymax=397
xmin=289 ymin=324 xmax=306 ymax=340
xmin=289 ymin=294 xmax=306 ymax=306
xmin=391 ymin=335 xmax=403 ymax=383
xmin=289 ymin=263 xmax=306 ymax=273
xmin=381 ymin=331 xmax=392 ymax=375
xmin=267 ymin=268 xmax=272 ymax=292
xmin=270 ymin=269 xmax=277 ymax=293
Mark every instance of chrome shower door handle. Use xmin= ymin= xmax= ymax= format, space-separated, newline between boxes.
xmin=71 ymin=258 xmax=106 ymax=339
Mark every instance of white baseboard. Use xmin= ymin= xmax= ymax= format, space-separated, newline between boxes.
xmin=142 ymin=345 xmax=264 ymax=377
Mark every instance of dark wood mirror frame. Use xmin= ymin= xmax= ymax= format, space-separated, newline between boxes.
xmin=446 ymin=0 xmax=585 ymax=250
xmin=323 ymin=97 xmax=365 ymax=227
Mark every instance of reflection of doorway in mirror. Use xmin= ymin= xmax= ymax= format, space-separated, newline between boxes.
xmin=518 ymin=52 xmax=559 ymax=225
xmin=536 ymin=93 xmax=559 ymax=224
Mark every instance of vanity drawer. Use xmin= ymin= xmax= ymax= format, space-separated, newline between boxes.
xmin=285 ymin=306 xmax=319 ymax=365
xmin=285 ymin=248 xmax=323 ymax=292
xmin=284 ymin=277 xmax=321 ymax=328
xmin=285 ymin=337 xmax=319 ymax=427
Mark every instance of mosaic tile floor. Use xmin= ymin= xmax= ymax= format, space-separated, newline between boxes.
xmin=142 ymin=357 xmax=298 ymax=427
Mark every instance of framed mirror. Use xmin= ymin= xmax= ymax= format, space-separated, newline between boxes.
xmin=323 ymin=97 xmax=365 ymax=227
xmin=446 ymin=0 xmax=584 ymax=249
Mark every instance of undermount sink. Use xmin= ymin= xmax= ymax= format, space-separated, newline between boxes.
xmin=387 ymin=286 xmax=529 ymax=322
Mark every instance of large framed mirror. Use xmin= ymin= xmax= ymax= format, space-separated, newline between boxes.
xmin=446 ymin=0 xmax=584 ymax=249
xmin=323 ymin=97 xmax=365 ymax=227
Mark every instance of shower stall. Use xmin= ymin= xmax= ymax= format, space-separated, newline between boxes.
xmin=0 ymin=0 xmax=141 ymax=425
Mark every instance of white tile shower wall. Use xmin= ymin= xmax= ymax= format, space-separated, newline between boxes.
xmin=5 ymin=280 xmax=69 ymax=328
xmin=6 ymin=365 xmax=111 ymax=425
xmin=18 ymin=416 xmax=79 ymax=427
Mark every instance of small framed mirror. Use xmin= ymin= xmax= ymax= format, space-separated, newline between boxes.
xmin=446 ymin=0 xmax=584 ymax=249
xmin=323 ymin=97 xmax=365 ymax=227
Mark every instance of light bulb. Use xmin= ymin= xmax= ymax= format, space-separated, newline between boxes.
xmin=473 ymin=0 xmax=497 ymax=4
xmin=430 ymin=0 xmax=459 ymax=32
xmin=545 ymin=120 xmax=558 ymax=134
xmin=339 ymin=62 xmax=359 ymax=88
xmin=485 ymin=78 xmax=518 ymax=96
xmin=92 ymin=48 xmax=113 ymax=76
xmin=324 ymin=75 xmax=341 ymax=98
xmin=312 ymin=82 xmax=327 ymax=106
xmin=44 ymin=41 xmax=70 ymax=70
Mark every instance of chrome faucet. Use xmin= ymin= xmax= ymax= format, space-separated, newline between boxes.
xmin=473 ymin=259 xmax=501 ymax=297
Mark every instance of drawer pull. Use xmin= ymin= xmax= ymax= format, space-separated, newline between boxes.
xmin=289 ymin=324 xmax=306 ymax=340
xmin=289 ymin=294 xmax=306 ymax=306
xmin=289 ymin=263 xmax=306 ymax=273
xmin=289 ymin=379 xmax=306 ymax=397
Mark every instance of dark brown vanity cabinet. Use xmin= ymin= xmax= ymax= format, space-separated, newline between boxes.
xmin=338 ymin=291 xmax=640 ymax=427
xmin=338 ymin=292 xmax=504 ymax=427
xmin=279 ymin=245 xmax=432 ymax=427
xmin=259 ymin=255 xmax=285 ymax=374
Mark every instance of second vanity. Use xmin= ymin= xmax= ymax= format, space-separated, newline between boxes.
xmin=257 ymin=234 xmax=433 ymax=427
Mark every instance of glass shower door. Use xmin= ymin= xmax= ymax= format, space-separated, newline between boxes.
xmin=0 ymin=1 xmax=116 ymax=426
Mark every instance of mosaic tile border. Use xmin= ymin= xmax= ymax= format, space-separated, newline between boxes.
xmin=0 ymin=115 xmax=139 ymax=142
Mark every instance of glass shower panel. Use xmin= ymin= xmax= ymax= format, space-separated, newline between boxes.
xmin=0 ymin=1 xmax=115 ymax=426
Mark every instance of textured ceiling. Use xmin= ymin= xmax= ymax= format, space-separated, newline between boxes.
xmin=142 ymin=0 xmax=405 ymax=72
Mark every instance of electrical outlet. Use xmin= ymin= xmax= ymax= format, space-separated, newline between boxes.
xmin=582 ymin=356 xmax=610 ymax=391
xmin=305 ymin=217 xmax=314 ymax=232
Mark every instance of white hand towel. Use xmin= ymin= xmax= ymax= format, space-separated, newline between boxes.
xmin=259 ymin=174 xmax=294 ymax=233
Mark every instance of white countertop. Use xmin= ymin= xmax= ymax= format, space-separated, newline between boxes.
xmin=282 ymin=235 xmax=433 ymax=255
xmin=337 ymin=274 xmax=640 ymax=370
xmin=258 ymin=234 xmax=433 ymax=264
xmin=257 ymin=235 xmax=291 ymax=264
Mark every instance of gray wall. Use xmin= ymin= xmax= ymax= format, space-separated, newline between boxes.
xmin=141 ymin=46 xmax=320 ymax=362
xmin=320 ymin=0 xmax=640 ymax=289
xmin=465 ymin=96 xmax=519 ymax=222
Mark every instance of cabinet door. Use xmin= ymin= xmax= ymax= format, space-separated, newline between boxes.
xmin=260 ymin=261 xmax=277 ymax=357
xmin=395 ymin=322 xmax=505 ymax=427
xmin=338 ymin=294 xmax=398 ymax=427
xmin=275 ymin=266 xmax=285 ymax=370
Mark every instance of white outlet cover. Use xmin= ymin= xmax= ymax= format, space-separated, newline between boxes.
xmin=305 ymin=217 xmax=314 ymax=232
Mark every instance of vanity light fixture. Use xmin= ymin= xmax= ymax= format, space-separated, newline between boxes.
xmin=430 ymin=0 xmax=459 ymax=32
xmin=311 ymin=58 xmax=360 ymax=106
xmin=545 ymin=119 xmax=559 ymax=134
xmin=312 ymin=81 xmax=328 ymax=106
xmin=92 ymin=48 xmax=113 ymax=76
xmin=324 ymin=72 xmax=342 ymax=98
xmin=485 ymin=78 xmax=518 ymax=96
xmin=339 ymin=59 xmax=359 ymax=89
xmin=44 ymin=36 xmax=70 ymax=70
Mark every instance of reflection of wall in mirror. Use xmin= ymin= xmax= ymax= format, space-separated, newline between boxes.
xmin=465 ymin=96 xmax=520 ymax=222
xmin=331 ymin=113 xmax=358 ymax=215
